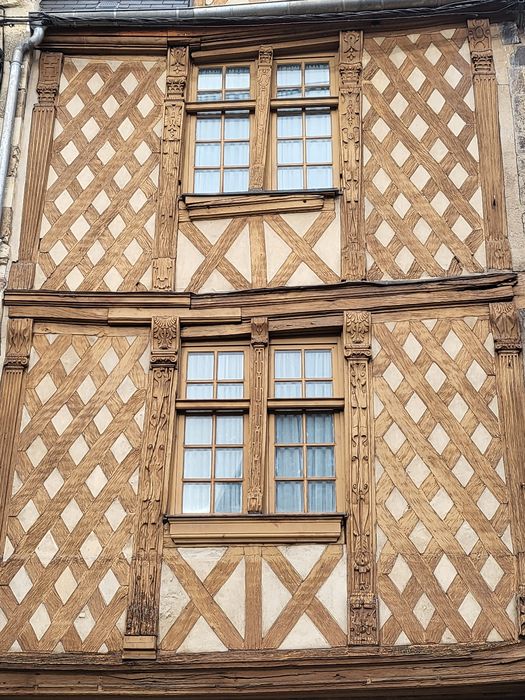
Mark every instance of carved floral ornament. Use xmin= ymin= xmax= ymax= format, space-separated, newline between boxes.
xmin=490 ymin=302 xmax=522 ymax=353
xmin=4 ymin=319 xmax=32 ymax=369
xmin=150 ymin=316 xmax=180 ymax=366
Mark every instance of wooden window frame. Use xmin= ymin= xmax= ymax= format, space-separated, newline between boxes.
xmin=167 ymin=332 xmax=345 ymax=544
xmin=182 ymin=49 xmax=339 ymax=195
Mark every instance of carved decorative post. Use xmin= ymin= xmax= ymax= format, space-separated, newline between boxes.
xmin=489 ymin=302 xmax=525 ymax=637
xmin=153 ymin=47 xmax=189 ymax=290
xmin=344 ymin=311 xmax=378 ymax=644
xmin=468 ymin=20 xmax=511 ymax=270
xmin=339 ymin=31 xmax=365 ymax=281
xmin=0 ymin=319 xmax=33 ymax=553
xmin=250 ymin=47 xmax=273 ymax=190
xmin=247 ymin=317 xmax=269 ymax=513
xmin=9 ymin=53 xmax=62 ymax=290
xmin=124 ymin=317 xmax=180 ymax=659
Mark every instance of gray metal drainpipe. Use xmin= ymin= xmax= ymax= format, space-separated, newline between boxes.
xmin=0 ymin=26 xmax=45 ymax=232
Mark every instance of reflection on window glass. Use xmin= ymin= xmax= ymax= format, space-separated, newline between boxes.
xmin=274 ymin=412 xmax=335 ymax=513
xmin=273 ymin=348 xmax=333 ymax=398
xmin=276 ymin=62 xmax=330 ymax=98
xmin=186 ymin=350 xmax=244 ymax=399
xmin=197 ymin=65 xmax=250 ymax=101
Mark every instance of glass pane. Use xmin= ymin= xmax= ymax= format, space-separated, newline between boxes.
xmin=197 ymin=91 xmax=222 ymax=102
xmin=225 ymin=90 xmax=251 ymax=101
xmin=278 ymin=167 xmax=304 ymax=190
xmin=308 ymin=481 xmax=335 ymax=512
xmin=277 ymin=111 xmax=302 ymax=137
xmin=198 ymin=68 xmax=223 ymax=92
xmin=305 ymin=350 xmax=332 ymax=378
xmin=306 ymin=413 xmax=334 ymax=444
xmin=307 ymin=165 xmax=332 ymax=189
xmin=186 ymin=383 xmax=214 ymax=399
xmin=194 ymin=169 xmax=220 ymax=194
xmin=183 ymin=483 xmax=211 ymax=513
xmin=306 ymin=139 xmax=332 ymax=164
xmin=277 ymin=63 xmax=302 ymax=87
xmin=305 ymin=381 xmax=333 ymax=398
xmin=276 ymin=87 xmax=303 ymax=98
xmin=275 ymin=382 xmax=302 ymax=398
xmin=185 ymin=415 xmax=213 ymax=445
xmin=276 ymin=413 xmax=302 ymax=444
xmin=215 ymin=482 xmax=242 ymax=513
xmin=224 ymin=113 xmax=250 ymax=139
xmin=305 ymin=63 xmax=330 ymax=85
xmin=224 ymin=142 xmax=249 ymax=166
xmin=217 ymin=383 xmax=244 ymax=399
xmin=183 ymin=448 xmax=212 ymax=478
xmin=218 ymin=352 xmax=243 ymax=380
xmin=276 ymin=481 xmax=303 ymax=512
xmin=196 ymin=115 xmax=221 ymax=140
xmin=215 ymin=448 xmax=243 ymax=478
xmin=187 ymin=352 xmax=214 ymax=380
xmin=278 ymin=140 xmax=303 ymax=165
xmin=224 ymin=169 xmax=249 ymax=192
xmin=225 ymin=66 xmax=250 ymax=90
xmin=275 ymin=350 xmax=301 ymax=378
xmin=305 ymin=86 xmax=330 ymax=97
xmin=195 ymin=143 xmax=221 ymax=167
xmin=306 ymin=110 xmax=331 ymax=137
xmin=307 ymin=446 xmax=334 ymax=477
xmin=216 ymin=415 xmax=243 ymax=444
xmin=275 ymin=447 xmax=303 ymax=477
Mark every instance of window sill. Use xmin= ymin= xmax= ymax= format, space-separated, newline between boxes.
xmin=166 ymin=513 xmax=344 ymax=545
xmin=179 ymin=188 xmax=339 ymax=221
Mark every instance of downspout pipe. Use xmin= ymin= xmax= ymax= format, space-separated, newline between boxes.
xmin=0 ymin=26 xmax=45 ymax=231
xmin=32 ymin=0 xmax=506 ymax=27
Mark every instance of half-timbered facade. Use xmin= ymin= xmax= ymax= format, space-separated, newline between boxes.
xmin=1 ymin=0 xmax=525 ymax=696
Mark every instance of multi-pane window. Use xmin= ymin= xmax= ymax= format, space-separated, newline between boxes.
xmin=274 ymin=61 xmax=335 ymax=190
xmin=270 ymin=344 xmax=340 ymax=514
xmin=188 ymin=54 xmax=336 ymax=193
xmin=179 ymin=349 xmax=247 ymax=514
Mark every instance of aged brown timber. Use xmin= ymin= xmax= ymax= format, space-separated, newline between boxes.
xmin=247 ymin=317 xmax=269 ymax=512
xmin=9 ymin=53 xmax=62 ymax=290
xmin=124 ymin=317 xmax=180 ymax=658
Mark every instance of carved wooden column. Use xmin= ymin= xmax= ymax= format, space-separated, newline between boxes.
xmin=344 ymin=311 xmax=378 ymax=644
xmin=9 ymin=53 xmax=62 ymax=290
xmin=468 ymin=20 xmax=511 ymax=270
xmin=250 ymin=47 xmax=272 ymax=190
xmin=153 ymin=48 xmax=189 ymax=291
xmin=0 ymin=319 xmax=33 ymax=552
xmin=247 ymin=317 xmax=269 ymax=513
xmin=489 ymin=302 xmax=525 ymax=637
xmin=124 ymin=317 xmax=180 ymax=659
xmin=339 ymin=31 xmax=365 ymax=281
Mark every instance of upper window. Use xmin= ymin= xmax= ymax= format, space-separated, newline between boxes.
xmin=187 ymin=54 xmax=337 ymax=194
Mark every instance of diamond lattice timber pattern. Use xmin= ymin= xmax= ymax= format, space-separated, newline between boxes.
xmin=373 ymin=314 xmax=516 ymax=645
xmin=0 ymin=325 xmax=149 ymax=652
xmin=34 ymin=57 xmax=165 ymax=292
xmin=363 ymin=29 xmax=485 ymax=280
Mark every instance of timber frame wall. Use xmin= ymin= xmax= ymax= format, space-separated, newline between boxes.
xmin=1 ymin=13 xmax=525 ymax=697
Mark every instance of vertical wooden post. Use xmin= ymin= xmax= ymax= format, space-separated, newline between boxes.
xmin=124 ymin=317 xmax=180 ymax=659
xmin=344 ymin=311 xmax=378 ymax=644
xmin=247 ymin=317 xmax=269 ymax=513
xmin=0 ymin=318 xmax=33 ymax=555
xmin=250 ymin=47 xmax=273 ymax=190
xmin=9 ymin=53 xmax=62 ymax=290
xmin=489 ymin=302 xmax=525 ymax=637
xmin=467 ymin=20 xmax=511 ymax=270
xmin=153 ymin=48 xmax=189 ymax=291
xmin=339 ymin=31 xmax=365 ymax=281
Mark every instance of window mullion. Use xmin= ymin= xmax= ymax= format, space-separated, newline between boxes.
xmin=250 ymin=46 xmax=273 ymax=190
xmin=247 ymin=317 xmax=269 ymax=512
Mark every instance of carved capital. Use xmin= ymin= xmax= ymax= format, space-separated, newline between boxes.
xmin=468 ymin=19 xmax=495 ymax=75
xmin=341 ymin=31 xmax=363 ymax=65
xmin=166 ymin=46 xmax=188 ymax=100
xmin=490 ymin=303 xmax=522 ymax=353
xmin=36 ymin=53 xmax=62 ymax=106
xmin=519 ymin=587 xmax=525 ymax=638
xmin=258 ymin=45 xmax=273 ymax=67
xmin=150 ymin=317 xmax=180 ymax=367
xmin=349 ymin=594 xmax=378 ymax=645
xmin=251 ymin=316 xmax=269 ymax=347
xmin=344 ymin=311 xmax=371 ymax=360
xmin=4 ymin=319 xmax=32 ymax=370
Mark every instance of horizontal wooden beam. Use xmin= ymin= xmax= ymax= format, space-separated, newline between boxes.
xmin=1 ymin=641 xmax=525 ymax=697
xmin=4 ymin=273 xmax=516 ymax=326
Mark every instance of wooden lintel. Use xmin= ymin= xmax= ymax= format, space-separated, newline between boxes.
xmin=180 ymin=191 xmax=329 ymax=221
